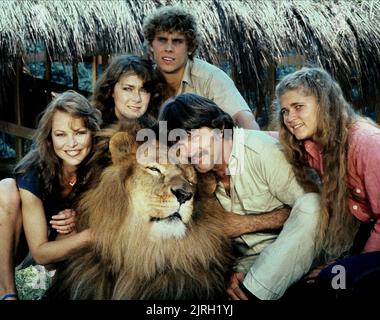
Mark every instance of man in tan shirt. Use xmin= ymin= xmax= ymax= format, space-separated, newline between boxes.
xmin=159 ymin=93 xmax=320 ymax=300
xmin=143 ymin=5 xmax=260 ymax=130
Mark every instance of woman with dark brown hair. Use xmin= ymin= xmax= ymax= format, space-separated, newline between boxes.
xmin=81 ymin=54 xmax=166 ymax=191
xmin=91 ymin=54 xmax=166 ymax=126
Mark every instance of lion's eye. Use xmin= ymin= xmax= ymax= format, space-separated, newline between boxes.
xmin=147 ymin=167 xmax=161 ymax=174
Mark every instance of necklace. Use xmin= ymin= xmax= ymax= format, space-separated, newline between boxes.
xmin=64 ymin=175 xmax=77 ymax=187
xmin=68 ymin=177 xmax=77 ymax=187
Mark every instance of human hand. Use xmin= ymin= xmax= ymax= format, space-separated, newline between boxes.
xmin=50 ymin=209 xmax=76 ymax=234
xmin=226 ymin=272 xmax=249 ymax=300
xmin=305 ymin=260 xmax=336 ymax=283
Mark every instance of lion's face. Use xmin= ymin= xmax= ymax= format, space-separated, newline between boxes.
xmin=127 ymin=161 xmax=197 ymax=240
xmin=109 ymin=131 xmax=199 ymax=240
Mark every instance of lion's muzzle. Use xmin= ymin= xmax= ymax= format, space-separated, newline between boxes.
xmin=170 ymin=186 xmax=193 ymax=204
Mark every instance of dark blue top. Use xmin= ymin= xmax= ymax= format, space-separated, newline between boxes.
xmin=15 ymin=169 xmax=73 ymax=238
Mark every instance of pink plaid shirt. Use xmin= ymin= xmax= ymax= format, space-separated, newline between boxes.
xmin=304 ymin=121 xmax=380 ymax=252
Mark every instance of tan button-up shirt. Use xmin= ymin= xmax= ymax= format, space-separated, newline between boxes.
xmin=177 ymin=58 xmax=251 ymax=117
xmin=216 ymin=128 xmax=310 ymax=271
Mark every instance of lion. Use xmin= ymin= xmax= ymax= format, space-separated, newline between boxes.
xmin=46 ymin=122 xmax=232 ymax=300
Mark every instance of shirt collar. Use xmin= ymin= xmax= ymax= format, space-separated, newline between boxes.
xmin=180 ymin=59 xmax=194 ymax=89
xmin=303 ymin=139 xmax=322 ymax=159
xmin=303 ymin=139 xmax=324 ymax=175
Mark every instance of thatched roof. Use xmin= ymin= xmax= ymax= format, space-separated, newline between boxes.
xmin=1 ymin=0 xmax=380 ymax=124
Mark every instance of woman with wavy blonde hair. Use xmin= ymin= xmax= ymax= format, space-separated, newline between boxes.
xmin=0 ymin=90 xmax=101 ymax=300
xmin=275 ymin=67 xmax=380 ymax=297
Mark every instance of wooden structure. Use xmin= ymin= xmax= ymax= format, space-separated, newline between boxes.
xmin=0 ymin=0 xmax=380 ymax=174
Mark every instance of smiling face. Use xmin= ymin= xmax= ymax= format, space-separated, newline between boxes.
xmin=174 ymin=127 xmax=224 ymax=173
xmin=112 ymin=73 xmax=151 ymax=121
xmin=51 ymin=110 xmax=92 ymax=170
xmin=280 ymin=89 xmax=319 ymax=141
xmin=151 ymin=31 xmax=189 ymax=76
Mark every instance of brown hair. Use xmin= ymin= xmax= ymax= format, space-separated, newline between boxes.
xmin=143 ymin=5 xmax=201 ymax=60
xmin=158 ymin=93 xmax=236 ymax=146
xmin=91 ymin=54 xmax=166 ymax=126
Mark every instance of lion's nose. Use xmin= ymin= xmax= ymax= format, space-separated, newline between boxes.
xmin=171 ymin=187 xmax=193 ymax=204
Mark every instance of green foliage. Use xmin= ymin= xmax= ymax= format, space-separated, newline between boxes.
xmin=27 ymin=62 xmax=45 ymax=79
xmin=26 ymin=61 xmax=93 ymax=92
xmin=78 ymin=62 xmax=92 ymax=92
xmin=0 ymin=134 xmax=15 ymax=158
xmin=51 ymin=62 xmax=73 ymax=87
xmin=15 ymin=265 xmax=55 ymax=300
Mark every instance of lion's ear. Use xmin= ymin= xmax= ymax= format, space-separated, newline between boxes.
xmin=109 ymin=132 xmax=139 ymax=164
xmin=197 ymin=172 xmax=217 ymax=197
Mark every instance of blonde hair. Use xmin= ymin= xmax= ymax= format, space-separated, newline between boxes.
xmin=14 ymin=90 xmax=102 ymax=199
xmin=275 ymin=67 xmax=360 ymax=260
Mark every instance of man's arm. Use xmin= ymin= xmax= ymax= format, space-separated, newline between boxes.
xmin=233 ymin=110 xmax=260 ymax=130
xmin=223 ymin=206 xmax=290 ymax=238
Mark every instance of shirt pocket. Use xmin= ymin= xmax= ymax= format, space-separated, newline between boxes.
xmin=348 ymin=184 xmax=373 ymax=222
xmin=348 ymin=197 xmax=372 ymax=223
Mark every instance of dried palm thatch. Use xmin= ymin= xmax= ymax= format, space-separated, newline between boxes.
xmin=0 ymin=0 xmax=379 ymax=124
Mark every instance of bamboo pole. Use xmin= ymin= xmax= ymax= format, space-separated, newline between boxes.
xmin=376 ymin=85 xmax=380 ymax=125
xmin=92 ymin=55 xmax=98 ymax=90
xmin=14 ymin=57 xmax=23 ymax=160
xmin=72 ymin=60 xmax=78 ymax=89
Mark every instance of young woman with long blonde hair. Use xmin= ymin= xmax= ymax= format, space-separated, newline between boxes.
xmin=276 ymin=67 xmax=380 ymax=297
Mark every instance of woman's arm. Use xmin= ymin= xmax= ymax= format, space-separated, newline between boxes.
xmin=353 ymin=131 xmax=380 ymax=252
xmin=20 ymin=189 xmax=92 ymax=265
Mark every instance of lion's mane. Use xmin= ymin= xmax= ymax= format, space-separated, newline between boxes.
xmin=47 ymin=122 xmax=232 ymax=300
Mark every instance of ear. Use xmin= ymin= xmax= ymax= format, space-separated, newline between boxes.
xmin=180 ymin=165 xmax=198 ymax=185
xmin=196 ymin=172 xmax=217 ymax=197
xmin=109 ymin=132 xmax=139 ymax=165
